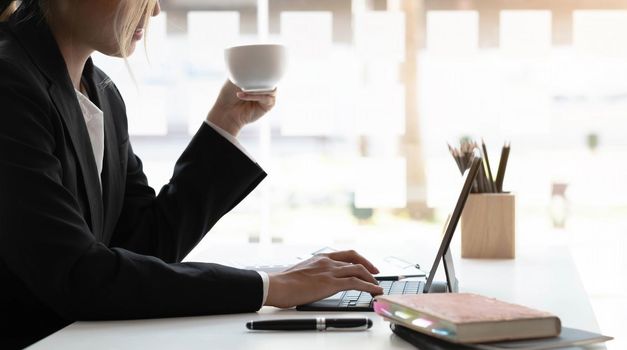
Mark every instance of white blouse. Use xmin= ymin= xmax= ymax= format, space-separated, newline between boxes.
xmin=75 ymin=90 xmax=104 ymax=189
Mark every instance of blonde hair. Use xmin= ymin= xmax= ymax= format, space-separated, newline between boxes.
xmin=0 ymin=1 xmax=159 ymax=58
xmin=0 ymin=1 xmax=17 ymax=21
xmin=114 ymin=0 xmax=159 ymax=58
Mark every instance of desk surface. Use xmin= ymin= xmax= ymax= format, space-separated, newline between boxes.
xmin=30 ymin=242 xmax=606 ymax=350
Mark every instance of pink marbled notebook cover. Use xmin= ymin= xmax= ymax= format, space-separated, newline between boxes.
xmin=377 ymin=293 xmax=557 ymax=324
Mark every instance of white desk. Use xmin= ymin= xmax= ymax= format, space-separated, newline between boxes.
xmin=30 ymin=241 xmax=606 ymax=350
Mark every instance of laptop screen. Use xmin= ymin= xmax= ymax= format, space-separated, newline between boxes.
xmin=423 ymin=154 xmax=481 ymax=292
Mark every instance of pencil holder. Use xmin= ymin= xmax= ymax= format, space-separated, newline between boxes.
xmin=461 ymin=193 xmax=515 ymax=259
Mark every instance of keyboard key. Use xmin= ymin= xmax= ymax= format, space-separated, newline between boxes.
xmin=379 ymin=281 xmax=392 ymax=292
xmin=378 ymin=281 xmax=393 ymax=287
xmin=357 ymin=294 xmax=373 ymax=303
xmin=381 ymin=282 xmax=393 ymax=294
xmin=345 ymin=290 xmax=361 ymax=299
xmin=404 ymin=281 xmax=419 ymax=294
xmin=389 ymin=281 xmax=406 ymax=294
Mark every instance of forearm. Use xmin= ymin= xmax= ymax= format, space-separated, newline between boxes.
xmin=69 ymin=246 xmax=265 ymax=320
xmin=112 ymin=123 xmax=266 ymax=263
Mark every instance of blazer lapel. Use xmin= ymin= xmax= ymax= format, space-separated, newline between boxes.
xmin=48 ymin=85 xmax=105 ymax=238
xmin=83 ymin=61 xmax=124 ymax=244
xmin=9 ymin=10 xmax=105 ymax=238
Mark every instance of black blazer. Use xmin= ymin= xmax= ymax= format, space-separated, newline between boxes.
xmin=0 ymin=9 xmax=267 ymax=349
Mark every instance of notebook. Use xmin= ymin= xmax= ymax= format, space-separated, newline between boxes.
xmin=390 ymin=323 xmax=613 ymax=350
xmin=375 ymin=293 xmax=561 ymax=343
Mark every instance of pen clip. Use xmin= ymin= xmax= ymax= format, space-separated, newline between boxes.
xmin=316 ymin=317 xmax=325 ymax=331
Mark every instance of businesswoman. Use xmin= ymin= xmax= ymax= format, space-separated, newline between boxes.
xmin=0 ymin=1 xmax=383 ymax=348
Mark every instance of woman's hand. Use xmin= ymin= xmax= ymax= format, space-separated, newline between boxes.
xmin=264 ymin=250 xmax=384 ymax=308
xmin=207 ymin=80 xmax=277 ymax=137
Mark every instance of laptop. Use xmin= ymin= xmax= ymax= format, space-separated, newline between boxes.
xmin=296 ymin=155 xmax=482 ymax=312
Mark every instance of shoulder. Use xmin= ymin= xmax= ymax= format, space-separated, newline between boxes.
xmin=0 ymin=23 xmax=50 ymax=97
xmin=0 ymin=25 xmax=57 ymax=139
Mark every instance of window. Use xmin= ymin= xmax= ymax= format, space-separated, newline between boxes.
xmin=500 ymin=10 xmax=551 ymax=54
xmin=91 ymin=2 xmax=627 ymax=250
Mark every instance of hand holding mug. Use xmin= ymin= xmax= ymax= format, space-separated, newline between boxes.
xmin=207 ymin=80 xmax=276 ymax=136
xmin=206 ymin=44 xmax=286 ymax=136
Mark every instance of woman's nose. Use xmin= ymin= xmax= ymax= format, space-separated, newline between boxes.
xmin=152 ymin=1 xmax=161 ymax=17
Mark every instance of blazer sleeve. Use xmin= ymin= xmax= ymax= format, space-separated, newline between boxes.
xmin=110 ymin=120 xmax=266 ymax=263
xmin=0 ymin=61 xmax=265 ymax=320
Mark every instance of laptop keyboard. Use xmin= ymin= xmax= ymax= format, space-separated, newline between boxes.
xmin=339 ymin=280 xmax=424 ymax=308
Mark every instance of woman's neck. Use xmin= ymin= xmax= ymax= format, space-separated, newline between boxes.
xmin=46 ymin=15 xmax=93 ymax=91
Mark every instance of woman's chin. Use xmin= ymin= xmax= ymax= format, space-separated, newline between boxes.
xmin=104 ymin=42 xmax=137 ymax=58
xmin=97 ymin=43 xmax=135 ymax=58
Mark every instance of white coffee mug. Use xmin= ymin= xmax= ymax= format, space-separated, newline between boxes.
xmin=224 ymin=44 xmax=287 ymax=93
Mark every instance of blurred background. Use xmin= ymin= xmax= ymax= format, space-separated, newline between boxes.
xmin=93 ymin=0 xmax=627 ymax=346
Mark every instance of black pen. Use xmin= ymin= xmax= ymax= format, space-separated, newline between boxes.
xmin=375 ymin=274 xmax=423 ymax=281
xmin=246 ymin=317 xmax=373 ymax=331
